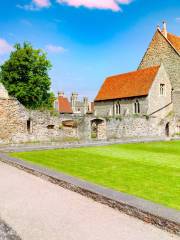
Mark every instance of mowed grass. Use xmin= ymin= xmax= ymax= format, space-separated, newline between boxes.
xmin=10 ymin=141 xmax=180 ymax=210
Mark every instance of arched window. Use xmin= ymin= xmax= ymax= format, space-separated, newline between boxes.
xmin=134 ymin=100 xmax=140 ymax=114
xmin=115 ymin=103 xmax=121 ymax=115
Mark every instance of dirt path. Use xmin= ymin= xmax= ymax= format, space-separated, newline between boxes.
xmin=0 ymin=161 xmax=178 ymax=240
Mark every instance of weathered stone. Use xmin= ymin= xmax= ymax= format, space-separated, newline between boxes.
xmin=139 ymin=30 xmax=180 ymax=116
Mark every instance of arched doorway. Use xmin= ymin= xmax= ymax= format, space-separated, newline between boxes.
xmin=165 ymin=122 xmax=170 ymax=137
xmin=91 ymin=119 xmax=106 ymax=140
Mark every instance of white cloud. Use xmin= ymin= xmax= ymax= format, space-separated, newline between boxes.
xmin=17 ymin=0 xmax=50 ymax=11
xmin=17 ymin=3 xmax=40 ymax=11
xmin=0 ymin=39 xmax=13 ymax=56
xmin=45 ymin=44 xmax=67 ymax=53
xmin=57 ymin=0 xmax=132 ymax=11
xmin=33 ymin=0 xmax=51 ymax=7
xmin=17 ymin=0 xmax=132 ymax=11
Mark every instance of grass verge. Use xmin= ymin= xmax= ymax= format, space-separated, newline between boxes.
xmin=10 ymin=141 xmax=180 ymax=210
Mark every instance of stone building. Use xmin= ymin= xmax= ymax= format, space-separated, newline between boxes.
xmin=94 ymin=22 xmax=180 ymax=138
xmin=70 ymin=92 xmax=89 ymax=115
xmin=54 ymin=91 xmax=92 ymax=115
xmin=54 ymin=92 xmax=73 ymax=114
xmin=95 ymin=64 xmax=172 ymax=118
xmin=139 ymin=22 xmax=180 ymax=116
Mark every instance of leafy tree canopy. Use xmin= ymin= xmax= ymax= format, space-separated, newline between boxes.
xmin=0 ymin=42 xmax=54 ymax=109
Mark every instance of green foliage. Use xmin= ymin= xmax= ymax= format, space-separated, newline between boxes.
xmin=0 ymin=42 xmax=53 ymax=109
xmin=10 ymin=140 xmax=180 ymax=210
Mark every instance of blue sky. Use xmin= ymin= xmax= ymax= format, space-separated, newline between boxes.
xmin=0 ymin=0 xmax=179 ymax=100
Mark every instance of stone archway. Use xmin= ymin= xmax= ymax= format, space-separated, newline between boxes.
xmin=91 ymin=119 xmax=106 ymax=140
xmin=165 ymin=122 xmax=170 ymax=137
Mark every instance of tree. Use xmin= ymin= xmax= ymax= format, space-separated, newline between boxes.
xmin=0 ymin=42 xmax=53 ymax=109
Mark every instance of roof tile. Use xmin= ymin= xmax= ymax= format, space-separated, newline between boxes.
xmin=58 ymin=97 xmax=73 ymax=113
xmin=167 ymin=33 xmax=180 ymax=53
xmin=95 ymin=66 xmax=160 ymax=101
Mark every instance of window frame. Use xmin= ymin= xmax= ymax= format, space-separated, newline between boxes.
xmin=134 ymin=100 xmax=140 ymax=114
xmin=115 ymin=102 xmax=121 ymax=115
xmin=160 ymin=83 xmax=165 ymax=96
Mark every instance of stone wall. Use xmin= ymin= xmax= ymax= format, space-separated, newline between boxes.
xmin=106 ymin=117 xmax=160 ymax=140
xmin=138 ymin=30 xmax=180 ymax=115
xmin=0 ymin=97 xmax=79 ymax=144
xmin=94 ymin=97 xmax=148 ymax=117
xmin=106 ymin=115 xmax=179 ymax=140
xmin=148 ymin=64 xmax=172 ymax=115
xmin=0 ymin=98 xmax=28 ymax=144
xmin=0 ymin=95 xmax=179 ymax=144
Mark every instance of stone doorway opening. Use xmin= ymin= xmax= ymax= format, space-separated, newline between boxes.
xmin=165 ymin=122 xmax=170 ymax=137
xmin=91 ymin=119 xmax=106 ymax=140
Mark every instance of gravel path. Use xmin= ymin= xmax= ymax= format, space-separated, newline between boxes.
xmin=0 ymin=161 xmax=179 ymax=240
xmin=0 ymin=219 xmax=21 ymax=240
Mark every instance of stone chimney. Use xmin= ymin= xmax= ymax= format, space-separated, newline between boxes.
xmin=161 ymin=21 xmax=167 ymax=38
xmin=58 ymin=91 xmax=64 ymax=97
xmin=157 ymin=25 xmax=161 ymax=31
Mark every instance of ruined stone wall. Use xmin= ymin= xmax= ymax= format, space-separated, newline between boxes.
xmin=0 ymin=98 xmax=28 ymax=144
xmin=105 ymin=116 xmax=174 ymax=140
xmin=0 ymin=96 xmax=179 ymax=144
xmin=138 ymin=30 xmax=180 ymax=115
xmin=76 ymin=114 xmax=179 ymax=141
xmin=0 ymin=97 xmax=79 ymax=144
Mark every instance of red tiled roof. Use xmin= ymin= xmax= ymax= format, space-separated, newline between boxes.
xmin=58 ymin=96 xmax=73 ymax=113
xmin=95 ymin=66 xmax=160 ymax=101
xmin=167 ymin=33 xmax=180 ymax=53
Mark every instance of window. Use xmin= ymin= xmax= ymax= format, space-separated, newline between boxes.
xmin=134 ymin=100 xmax=140 ymax=114
xmin=47 ymin=125 xmax=55 ymax=129
xmin=27 ymin=119 xmax=32 ymax=134
xmin=160 ymin=84 xmax=165 ymax=96
xmin=115 ymin=103 xmax=121 ymax=115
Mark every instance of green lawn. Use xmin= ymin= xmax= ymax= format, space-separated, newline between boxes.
xmin=10 ymin=141 xmax=180 ymax=210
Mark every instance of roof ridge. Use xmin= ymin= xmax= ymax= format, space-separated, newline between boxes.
xmin=168 ymin=32 xmax=180 ymax=38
